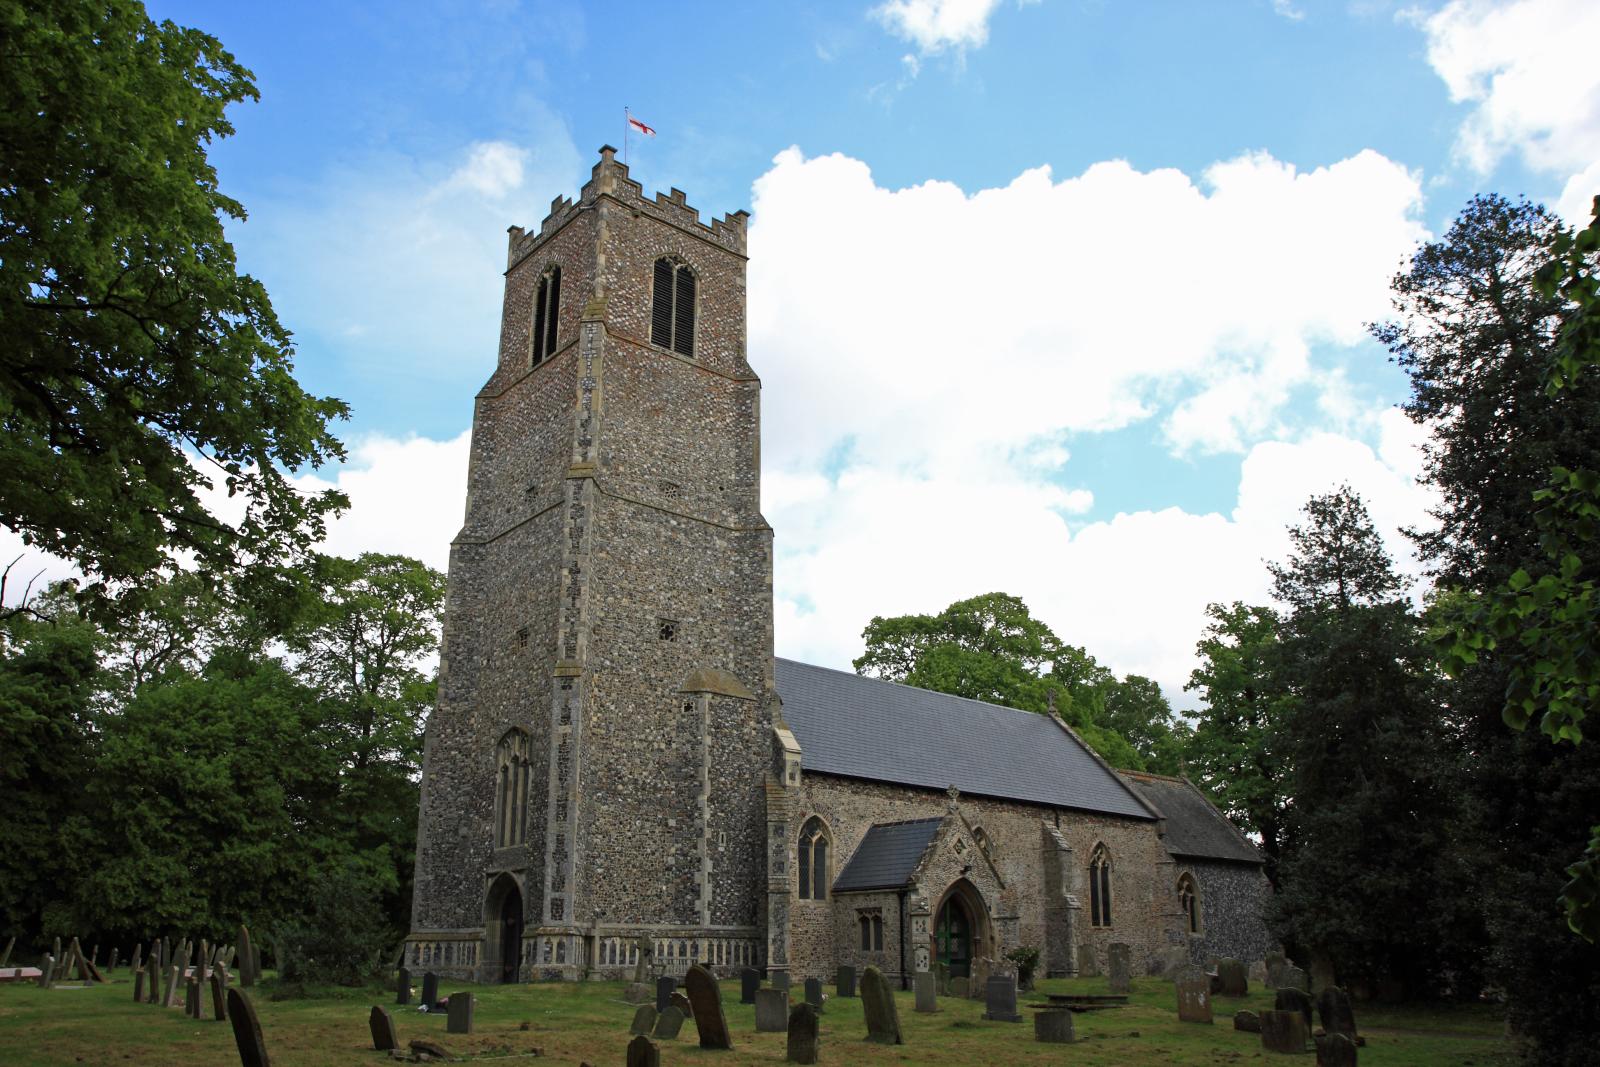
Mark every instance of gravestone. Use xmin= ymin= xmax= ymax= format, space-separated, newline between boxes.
xmin=624 ymin=980 xmax=652 ymax=1004
xmin=626 ymin=1034 xmax=660 ymax=1067
xmin=227 ymin=988 xmax=271 ymax=1067
xmin=1218 ymin=958 xmax=1248 ymax=997
xmin=669 ymin=991 xmax=693 ymax=1020
xmin=968 ymin=956 xmax=989 ymax=998
xmin=130 ymin=944 xmax=142 ymax=976
xmin=860 ymin=965 xmax=903 ymax=1045
xmin=210 ymin=973 xmax=228 ymax=1021
xmin=199 ymin=940 xmax=210 ymax=983
xmin=420 ymin=971 xmax=439 ymax=1011
xmin=982 ymin=975 xmax=1022 ymax=1022
xmin=133 ymin=966 xmax=146 ymax=1002
xmin=1177 ymin=977 xmax=1213 ymax=1023
xmin=237 ymin=926 xmax=255 ymax=987
xmin=446 ymin=991 xmax=475 ymax=1034
xmin=146 ymin=957 xmax=161 ymax=1004
xmin=411 ymin=1039 xmax=453 ymax=1061
xmin=1316 ymin=1032 xmax=1358 ymax=1067
xmin=629 ymin=1004 xmax=658 ymax=1036
xmin=914 ymin=970 xmax=937 ymax=1012
xmin=655 ymin=975 xmax=677 ymax=1012
xmin=163 ymin=964 xmax=182 ymax=1008
xmin=652 ymin=1005 xmax=686 ymax=1040
xmin=740 ymin=967 xmax=761 ymax=1004
xmin=1317 ymin=986 xmax=1358 ymax=1039
xmin=684 ymin=963 xmax=732 ymax=1050
xmin=0 ymin=936 xmax=11 ymax=968
xmin=787 ymin=1001 xmax=821 ymax=1065
xmin=1280 ymin=964 xmax=1310 ymax=992
xmin=1107 ymin=942 xmax=1132 ymax=993
xmin=1275 ymin=987 xmax=1315 ymax=1029
xmin=1249 ymin=959 xmax=1268 ymax=986
xmin=771 ymin=971 xmax=791 ymax=993
xmin=755 ymin=988 xmax=789 ymax=1032
xmin=1234 ymin=1009 xmax=1261 ymax=1032
xmin=396 ymin=966 xmax=412 ymax=1005
xmin=1265 ymin=951 xmax=1288 ymax=988
xmin=109 ymin=948 xmax=119 ymax=972
xmin=804 ymin=976 xmax=824 ymax=1013
xmin=36 ymin=954 xmax=53 ymax=989
xmin=1034 ymin=1009 xmax=1075 ymax=1043
xmin=835 ymin=964 xmax=856 ymax=998
xmin=950 ymin=976 xmax=969 ymax=998
xmin=1260 ymin=1009 xmax=1309 ymax=1054
xmin=369 ymin=1005 xmax=398 ymax=1051
xmin=185 ymin=976 xmax=200 ymax=1018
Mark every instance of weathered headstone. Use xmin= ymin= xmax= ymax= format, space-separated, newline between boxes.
xmin=185 ymin=976 xmax=200 ymax=1018
xmin=860 ymin=965 xmax=903 ymax=1045
xmin=1317 ymin=986 xmax=1358 ymax=1039
xmin=109 ymin=947 xmax=119 ymax=972
xmin=410 ymin=1039 xmax=453 ymax=1061
xmin=226 ymin=988 xmax=271 ymax=1067
xmin=446 ymin=991 xmax=475 ymax=1034
xmin=669 ymin=991 xmax=693 ymax=1020
xmin=396 ymin=966 xmax=412 ymax=1005
xmin=1265 ymin=951 xmax=1288 ymax=988
xmin=771 ymin=971 xmax=791 ymax=993
xmin=1280 ymin=965 xmax=1310 ymax=993
xmin=1217 ymin=957 xmax=1248 ymax=997
xmin=199 ymin=940 xmax=210 ymax=982
xmin=1034 ymin=1009 xmax=1075 ymax=1043
xmin=655 ymin=975 xmax=677 ymax=1012
xmin=237 ymin=926 xmax=255 ymax=987
xmin=369 ymin=1005 xmax=398 ymax=1051
xmin=684 ymin=963 xmax=732 ymax=1050
xmin=146 ymin=957 xmax=160 ymax=1003
xmin=133 ymin=965 xmax=147 ymax=1002
xmin=1234 ymin=1009 xmax=1261 ymax=1032
xmin=787 ymin=1001 xmax=821 ymax=1065
xmin=632 ymin=934 xmax=654 ymax=983
xmin=967 ymin=956 xmax=989 ymax=998
xmin=163 ymin=964 xmax=182 ymax=1008
xmin=740 ymin=967 xmax=761 ymax=1004
xmin=210 ymin=973 xmax=228 ymax=1021
xmin=1107 ymin=942 xmax=1132 ymax=993
xmin=914 ymin=970 xmax=938 ymax=1012
xmin=950 ymin=976 xmax=969 ymax=998
xmin=835 ymin=964 xmax=856 ymax=998
xmin=626 ymin=1034 xmax=660 ymax=1067
xmin=623 ymin=980 xmax=652 ymax=1004
xmin=1315 ymin=1032 xmax=1358 ymax=1066
xmin=653 ymin=1005 xmax=686 ymax=1040
xmin=1260 ymin=1009 xmax=1309 ymax=1054
xmin=983 ymin=975 xmax=1022 ymax=1022
xmin=420 ymin=971 xmax=439 ymax=1011
xmin=130 ymin=943 xmax=142 ymax=976
xmin=1176 ymin=977 xmax=1213 ymax=1023
xmin=0 ymin=937 xmax=12 ymax=968
xmin=803 ymin=976 xmax=824 ymax=1012
xmin=629 ymin=1004 xmax=659 ymax=1036
xmin=1249 ymin=959 xmax=1268 ymax=986
xmin=37 ymin=954 xmax=53 ymax=988
xmin=1275 ymin=987 xmax=1315 ymax=1029
xmin=755 ymin=987 xmax=789 ymax=1032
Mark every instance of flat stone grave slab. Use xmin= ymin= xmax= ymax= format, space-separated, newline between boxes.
xmin=1034 ymin=1009 xmax=1074 ymax=1043
xmin=755 ymin=988 xmax=789 ymax=1032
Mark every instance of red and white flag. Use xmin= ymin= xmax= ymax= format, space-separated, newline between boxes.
xmin=628 ymin=114 xmax=656 ymax=137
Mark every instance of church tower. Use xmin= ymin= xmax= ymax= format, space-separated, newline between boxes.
xmin=407 ymin=147 xmax=776 ymax=982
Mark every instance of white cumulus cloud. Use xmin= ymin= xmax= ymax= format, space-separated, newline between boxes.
xmin=872 ymin=0 xmax=1009 ymax=55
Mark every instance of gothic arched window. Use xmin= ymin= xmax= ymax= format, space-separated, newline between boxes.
xmin=531 ymin=265 xmax=562 ymax=366
xmin=650 ymin=257 xmax=696 ymax=357
xmin=1089 ymin=843 xmax=1113 ymax=928
xmin=797 ymin=816 xmax=830 ymax=901
xmin=496 ymin=729 xmax=533 ymax=847
xmin=1178 ymin=871 xmax=1201 ymax=935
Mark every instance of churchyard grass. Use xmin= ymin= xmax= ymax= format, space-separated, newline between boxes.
xmin=0 ymin=973 xmax=1510 ymax=1065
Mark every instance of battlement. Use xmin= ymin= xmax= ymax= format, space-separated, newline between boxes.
xmin=508 ymin=144 xmax=749 ymax=267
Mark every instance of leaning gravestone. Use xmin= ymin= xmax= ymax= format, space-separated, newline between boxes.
xmin=37 ymin=954 xmax=54 ymax=989
xmin=109 ymin=947 xmax=119 ymax=972
xmin=1280 ymin=964 xmax=1310 ymax=992
xmin=446 ymin=991 xmax=475 ymax=1034
xmin=0 ymin=936 xmax=11 ymax=968
xmin=1176 ymin=977 xmax=1213 ymax=1023
xmin=655 ymin=975 xmax=677 ymax=1012
xmin=860 ymin=965 xmax=903 ymax=1045
xmin=740 ymin=967 xmax=761 ymax=1004
xmin=755 ymin=988 xmax=789 ymax=1032
xmin=914 ymin=971 xmax=937 ymax=1013
xmin=227 ymin=989 xmax=271 ymax=1067
xmin=1217 ymin=958 xmax=1248 ymax=997
xmin=669 ymin=991 xmax=693 ymax=1020
xmin=237 ymin=926 xmax=255 ymax=988
xmin=1034 ymin=1009 xmax=1074 ymax=1043
xmin=185 ymin=976 xmax=200 ymax=1019
xmin=836 ymin=964 xmax=856 ymax=998
xmin=396 ymin=966 xmax=412 ymax=1005
xmin=787 ymin=1002 xmax=821 ymax=1065
xmin=146 ymin=957 xmax=161 ymax=1004
xmin=629 ymin=1004 xmax=659 ymax=1036
xmin=1234 ymin=1009 xmax=1261 ymax=1032
xmin=369 ymin=1006 xmax=398 ymax=1051
xmin=684 ymin=963 xmax=733 ymax=1050
xmin=163 ymin=964 xmax=182 ymax=1008
xmin=804 ymin=976 xmax=824 ymax=1013
xmin=1260 ymin=1009 xmax=1309 ymax=1054
xmin=626 ymin=1034 xmax=660 ymax=1067
xmin=1107 ymin=942 xmax=1132 ymax=994
xmin=1318 ymin=986 xmax=1358 ymax=1039
xmin=210 ymin=973 xmax=228 ymax=1021
xmin=1275 ymin=987 xmax=1315 ymax=1029
xmin=133 ymin=966 xmax=146 ymax=1003
xmin=982 ymin=975 xmax=1022 ymax=1022
xmin=1316 ymin=1032 xmax=1358 ymax=1067
xmin=653 ymin=1005 xmax=686 ymax=1040
xmin=420 ymin=971 xmax=439 ymax=1011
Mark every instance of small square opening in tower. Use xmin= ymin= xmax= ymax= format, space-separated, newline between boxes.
xmin=658 ymin=618 xmax=678 ymax=642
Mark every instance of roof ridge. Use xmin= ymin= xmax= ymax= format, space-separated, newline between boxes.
xmin=776 ymin=656 xmax=1061 ymax=724
xmin=1118 ymin=769 xmax=1188 ymax=783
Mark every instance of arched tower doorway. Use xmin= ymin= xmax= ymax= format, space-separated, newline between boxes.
xmin=932 ymin=879 xmax=994 ymax=979
xmin=484 ymin=874 xmax=524 ymax=984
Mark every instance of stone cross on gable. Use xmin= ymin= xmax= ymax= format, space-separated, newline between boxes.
xmin=946 ymin=785 xmax=960 ymax=812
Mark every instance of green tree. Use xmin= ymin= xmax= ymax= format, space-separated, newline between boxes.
xmin=0 ymin=0 xmax=347 ymax=603
xmin=1100 ymin=673 xmax=1189 ymax=776
xmin=1184 ymin=601 xmax=1293 ymax=885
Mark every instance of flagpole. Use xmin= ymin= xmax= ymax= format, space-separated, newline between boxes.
xmin=624 ymin=106 xmax=630 ymax=165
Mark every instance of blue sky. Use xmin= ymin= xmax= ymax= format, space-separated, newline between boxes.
xmin=13 ymin=0 xmax=1598 ymax=702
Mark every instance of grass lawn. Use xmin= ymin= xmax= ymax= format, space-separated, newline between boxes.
xmin=0 ymin=973 xmax=1512 ymax=1066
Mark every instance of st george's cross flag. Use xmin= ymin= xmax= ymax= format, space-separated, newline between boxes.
xmin=628 ymin=114 xmax=656 ymax=137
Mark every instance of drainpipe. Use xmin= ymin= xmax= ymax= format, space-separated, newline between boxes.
xmin=897 ymin=889 xmax=909 ymax=991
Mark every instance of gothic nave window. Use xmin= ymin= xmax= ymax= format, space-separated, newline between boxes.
xmin=798 ymin=816 xmax=830 ymax=900
xmin=1089 ymin=843 xmax=1113 ymax=927
xmin=1178 ymin=872 xmax=1201 ymax=935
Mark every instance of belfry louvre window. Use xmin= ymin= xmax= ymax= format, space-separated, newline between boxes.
xmin=798 ymin=816 xmax=830 ymax=900
xmin=650 ymin=257 xmax=696 ymax=357
xmin=1089 ymin=843 xmax=1113 ymax=927
xmin=496 ymin=729 xmax=533 ymax=848
xmin=531 ymin=266 xmax=562 ymax=366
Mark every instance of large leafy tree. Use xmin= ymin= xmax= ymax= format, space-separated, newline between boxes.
xmin=0 ymin=0 xmax=347 ymax=601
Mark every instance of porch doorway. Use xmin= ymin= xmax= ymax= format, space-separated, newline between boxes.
xmin=485 ymin=874 xmax=524 ymax=984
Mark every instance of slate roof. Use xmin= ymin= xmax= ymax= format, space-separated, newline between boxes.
xmin=832 ymin=818 xmax=944 ymax=893
xmin=775 ymin=658 xmax=1154 ymax=820
xmin=1119 ymin=771 xmax=1263 ymax=865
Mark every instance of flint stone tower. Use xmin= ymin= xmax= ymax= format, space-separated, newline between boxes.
xmin=408 ymin=146 xmax=776 ymax=982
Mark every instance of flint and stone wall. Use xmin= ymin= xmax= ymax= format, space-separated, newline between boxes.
xmin=1181 ymin=859 xmax=1275 ymax=966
